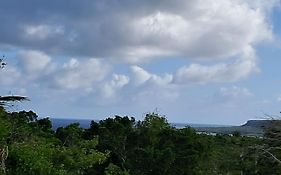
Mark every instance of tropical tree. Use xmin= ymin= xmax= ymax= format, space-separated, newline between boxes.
xmin=0 ymin=57 xmax=29 ymax=174
xmin=0 ymin=56 xmax=29 ymax=107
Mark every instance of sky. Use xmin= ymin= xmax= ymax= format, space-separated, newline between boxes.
xmin=0 ymin=0 xmax=281 ymax=125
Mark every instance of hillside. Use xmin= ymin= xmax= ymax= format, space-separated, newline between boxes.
xmin=194 ymin=120 xmax=272 ymax=137
xmin=241 ymin=120 xmax=274 ymax=128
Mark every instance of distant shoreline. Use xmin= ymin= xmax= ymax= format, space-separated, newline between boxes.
xmin=49 ymin=118 xmax=267 ymax=137
xmin=49 ymin=118 xmax=234 ymax=129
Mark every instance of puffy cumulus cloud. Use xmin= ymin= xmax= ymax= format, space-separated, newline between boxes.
xmin=130 ymin=66 xmax=173 ymax=86
xmin=101 ymin=74 xmax=130 ymax=99
xmin=130 ymin=66 xmax=151 ymax=86
xmin=173 ymin=57 xmax=257 ymax=84
xmin=173 ymin=46 xmax=258 ymax=84
xmin=4 ymin=52 xmax=135 ymax=107
xmin=110 ymin=74 xmax=130 ymax=89
xmin=0 ymin=50 xmax=55 ymax=87
xmin=18 ymin=50 xmax=53 ymax=74
xmin=0 ymin=50 xmax=112 ymax=94
xmin=53 ymin=58 xmax=111 ymax=90
xmin=130 ymin=3 xmax=271 ymax=62
xmin=127 ymin=66 xmax=178 ymax=105
xmin=0 ymin=0 xmax=274 ymax=63
xmin=130 ymin=47 xmax=258 ymax=85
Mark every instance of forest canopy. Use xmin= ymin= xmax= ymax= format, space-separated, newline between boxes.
xmin=0 ymin=108 xmax=280 ymax=174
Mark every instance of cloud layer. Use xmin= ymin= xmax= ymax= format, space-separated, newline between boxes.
xmin=0 ymin=0 xmax=273 ymax=61
xmin=0 ymin=0 xmax=275 ymax=86
xmin=0 ymin=0 xmax=279 ymax=123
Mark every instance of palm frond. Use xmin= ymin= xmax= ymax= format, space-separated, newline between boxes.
xmin=0 ymin=95 xmax=29 ymax=103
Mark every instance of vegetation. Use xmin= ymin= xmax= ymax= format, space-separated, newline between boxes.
xmin=0 ymin=107 xmax=280 ymax=174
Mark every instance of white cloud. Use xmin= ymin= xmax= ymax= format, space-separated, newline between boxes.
xmin=173 ymin=47 xmax=258 ymax=84
xmin=18 ymin=50 xmax=53 ymax=74
xmin=110 ymin=74 xmax=130 ymax=89
xmin=53 ymin=58 xmax=110 ymax=90
xmin=24 ymin=24 xmax=64 ymax=40
xmin=174 ymin=58 xmax=256 ymax=84
xmin=130 ymin=66 xmax=152 ymax=86
xmin=130 ymin=65 xmax=173 ymax=86
xmin=1 ymin=52 xmax=112 ymax=92
xmin=115 ymin=0 xmax=272 ymax=63
xmin=101 ymin=74 xmax=130 ymax=99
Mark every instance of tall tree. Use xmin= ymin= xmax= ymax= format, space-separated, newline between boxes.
xmin=0 ymin=56 xmax=29 ymax=107
xmin=0 ymin=56 xmax=29 ymax=174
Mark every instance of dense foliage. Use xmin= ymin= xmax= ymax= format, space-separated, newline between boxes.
xmin=0 ymin=108 xmax=280 ymax=174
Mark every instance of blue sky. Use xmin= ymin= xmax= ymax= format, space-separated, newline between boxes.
xmin=0 ymin=0 xmax=281 ymax=125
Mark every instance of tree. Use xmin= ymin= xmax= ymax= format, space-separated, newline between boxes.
xmin=0 ymin=56 xmax=7 ymax=69
xmin=85 ymin=116 xmax=135 ymax=171
xmin=0 ymin=56 xmax=29 ymax=107
xmin=0 ymin=57 xmax=30 ymax=174
xmin=257 ymin=120 xmax=281 ymax=173
xmin=232 ymin=130 xmax=241 ymax=137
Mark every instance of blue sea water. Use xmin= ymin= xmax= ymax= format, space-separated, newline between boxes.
xmin=50 ymin=118 xmax=93 ymax=129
